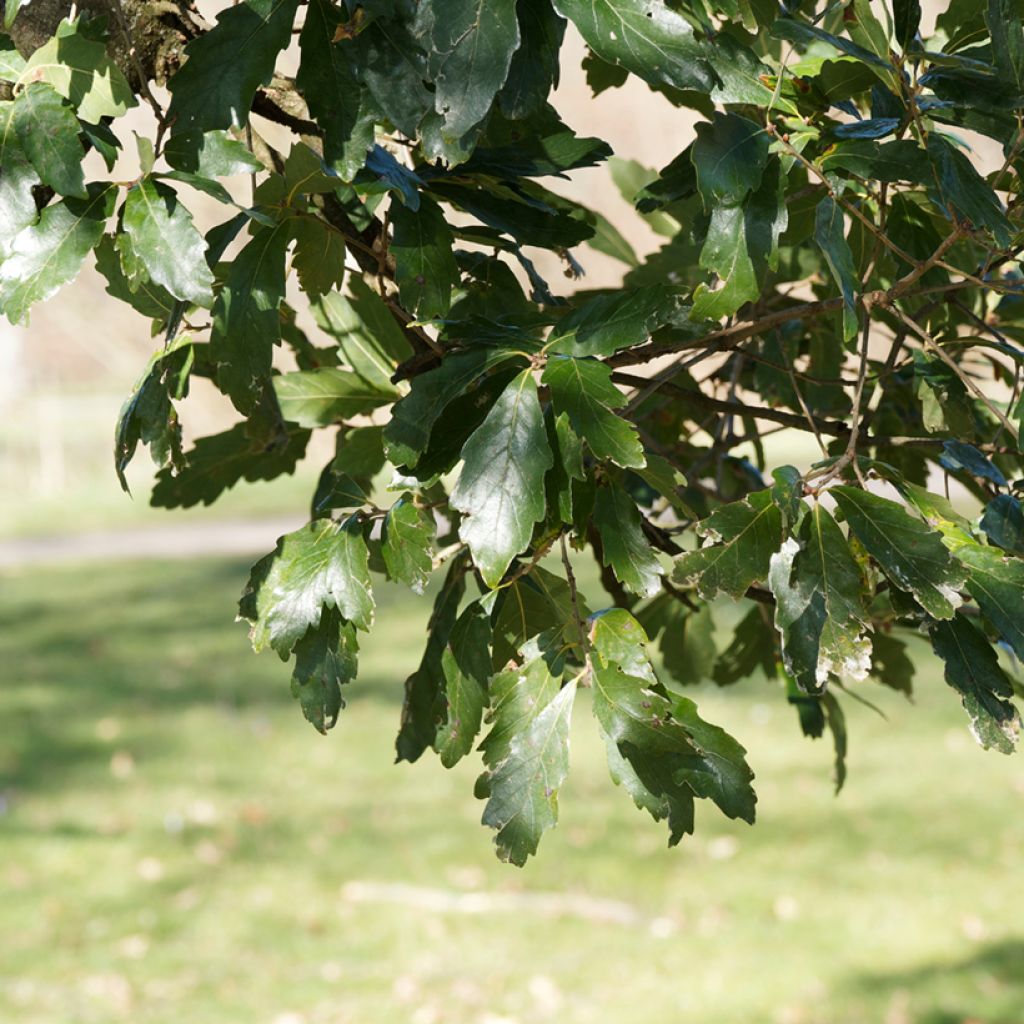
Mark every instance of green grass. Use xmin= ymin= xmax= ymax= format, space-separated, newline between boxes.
xmin=2 ymin=557 xmax=1024 ymax=1024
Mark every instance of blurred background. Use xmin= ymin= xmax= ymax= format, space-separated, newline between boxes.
xmin=3 ymin=5 xmax=1024 ymax=1023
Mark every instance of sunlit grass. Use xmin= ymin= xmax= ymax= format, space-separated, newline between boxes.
xmin=2 ymin=556 xmax=1023 ymax=1024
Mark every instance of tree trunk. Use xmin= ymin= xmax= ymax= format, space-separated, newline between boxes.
xmin=2 ymin=0 xmax=201 ymax=89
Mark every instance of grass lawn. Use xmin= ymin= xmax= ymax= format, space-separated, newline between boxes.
xmin=2 ymin=555 xmax=1024 ymax=1024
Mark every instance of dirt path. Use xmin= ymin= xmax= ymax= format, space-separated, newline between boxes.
xmin=0 ymin=516 xmax=302 ymax=570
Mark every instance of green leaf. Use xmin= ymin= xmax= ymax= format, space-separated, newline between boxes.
xmin=820 ymin=139 xmax=930 ymax=183
xmin=0 ymin=101 xmax=42 ymax=258
xmin=436 ymin=604 xmax=492 ymax=767
xmin=691 ymin=204 xmax=757 ymax=320
xmin=274 ymin=368 xmax=395 ymax=428
xmin=120 ymin=178 xmax=214 ymax=307
xmin=773 ymin=16 xmax=893 ymax=70
xmin=0 ymin=183 xmax=113 ymax=324
xmin=382 ymin=497 xmax=436 ymax=594
xmin=94 ymin=234 xmax=175 ymax=321
xmin=210 ymin=222 xmax=291 ymax=413
xmin=673 ymin=490 xmax=783 ymax=601
xmin=290 ymin=608 xmax=359 ymax=733
xmin=390 ymin=194 xmax=459 ymax=319
xmin=499 ymin=0 xmax=566 ymax=118
xmin=481 ymin=676 xmax=575 ymax=865
xmin=18 ymin=17 xmax=136 ymax=123
xmin=768 ymin=504 xmax=872 ymax=692
xmin=114 ymin=338 xmax=190 ymax=491
xmin=589 ymin=609 xmax=755 ymax=843
xmin=313 ymin=278 xmax=411 ymax=392
xmin=831 ymin=487 xmax=966 ymax=620
xmin=451 ymin=370 xmax=553 ymax=588
xmin=955 ymin=542 xmax=1024 ymax=660
xmin=13 ymin=82 xmax=85 ymax=198
xmin=636 ymin=594 xmax=717 ymax=689
xmin=692 ymin=113 xmax=770 ymax=207
xmin=713 ymin=604 xmax=775 ymax=685
xmin=545 ymin=285 xmax=683 ymax=357
xmin=289 ymin=216 xmax=346 ymax=301
xmin=543 ymin=356 xmax=644 ymax=469
xmin=491 ymin=564 xmax=589 ymax=670
xmin=926 ymin=134 xmax=1012 ymax=247
xmin=415 ymin=0 xmax=521 ymax=154
xmin=150 ymin=421 xmax=310 ymax=509
xmin=385 ymin=349 xmax=524 ymax=468
xmin=814 ymin=196 xmax=859 ymax=341
xmin=553 ymin=0 xmax=715 ymax=94
xmin=297 ymin=0 xmax=378 ymax=180
xmin=929 ymin=614 xmax=1020 ymax=754
xmin=980 ymin=495 xmax=1024 ymax=554
xmin=163 ymin=129 xmax=264 ymax=177
xmin=242 ymin=517 xmax=374 ymax=658
xmin=594 ymin=482 xmax=663 ymax=598
xmin=987 ymin=0 xmax=1024 ymax=91
xmin=167 ymin=0 xmax=301 ymax=134
xmin=397 ymin=558 xmax=468 ymax=762
xmin=894 ymin=0 xmax=922 ymax=51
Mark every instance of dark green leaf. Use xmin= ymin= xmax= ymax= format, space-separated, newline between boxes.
xmin=436 ymin=604 xmax=492 ymax=767
xmin=814 ymin=196 xmax=859 ymax=341
xmin=415 ymin=0 xmax=521 ymax=154
xmin=543 ymin=356 xmax=644 ymax=468
xmin=673 ymin=490 xmax=783 ymax=601
xmin=930 ymin=614 xmax=1020 ymax=753
xmin=313 ymin=278 xmax=411 ymax=392
xmin=545 ymin=285 xmax=684 ymax=357
xmin=692 ymin=113 xmax=769 ymax=207
xmin=451 ymin=370 xmax=553 ymax=587
xmin=820 ymin=139 xmax=930 ymax=183
xmin=167 ymin=0 xmax=301 ymax=134
xmin=553 ymin=0 xmax=715 ymax=94
xmin=593 ymin=481 xmax=664 ymax=598
xmin=121 ymin=178 xmax=214 ymax=307
xmin=831 ymin=486 xmax=966 ymax=620
xmin=382 ymin=497 xmax=436 ymax=593
xmin=150 ymin=421 xmax=310 ymax=509
xmin=94 ymin=234 xmax=175 ymax=320
xmin=499 ymin=0 xmax=566 ymax=118
xmin=894 ymin=0 xmax=922 ymax=51
xmin=927 ymin=134 xmax=1012 ymax=246
xmin=384 ymin=349 xmax=523 ymax=468
xmin=955 ymin=541 xmax=1024 ymax=660
xmin=0 ymin=101 xmax=39 ymax=258
xmin=397 ymin=558 xmax=468 ymax=762
xmin=289 ymin=216 xmax=346 ymax=301
xmin=291 ymin=609 xmax=359 ymax=733
xmin=210 ymin=222 xmax=291 ymax=413
xmin=980 ymin=495 xmax=1024 ymax=554
xmin=242 ymin=517 xmax=374 ymax=658
xmin=768 ymin=504 xmax=872 ymax=692
xmin=987 ymin=0 xmax=1024 ymax=91
xmin=390 ymin=194 xmax=459 ymax=319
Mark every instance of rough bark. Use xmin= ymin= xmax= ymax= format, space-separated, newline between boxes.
xmin=2 ymin=0 xmax=202 ymax=88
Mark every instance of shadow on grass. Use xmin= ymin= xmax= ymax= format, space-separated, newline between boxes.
xmin=847 ymin=938 xmax=1024 ymax=1024
xmin=0 ymin=557 xmax=422 ymax=798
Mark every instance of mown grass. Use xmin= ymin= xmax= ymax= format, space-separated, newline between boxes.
xmin=2 ymin=555 xmax=1023 ymax=1024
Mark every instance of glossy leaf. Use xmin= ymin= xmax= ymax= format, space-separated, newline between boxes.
xmin=168 ymin=0 xmax=301 ymax=133
xmin=436 ymin=604 xmax=492 ymax=767
xmin=382 ymin=498 xmax=436 ymax=593
xmin=242 ymin=517 xmax=374 ymax=658
xmin=13 ymin=82 xmax=85 ymax=199
xmin=451 ymin=370 xmax=553 ymax=587
xmin=593 ymin=482 xmax=664 ymax=598
xmin=274 ymin=368 xmax=395 ymax=428
xmin=390 ymin=194 xmax=459 ymax=319
xmin=543 ymin=356 xmax=644 ymax=468
xmin=930 ymin=614 xmax=1020 ymax=754
xmin=769 ymin=504 xmax=872 ymax=692
xmin=120 ymin=179 xmax=214 ymax=307
xmin=831 ymin=487 xmax=966 ymax=620
xmin=673 ymin=490 xmax=783 ymax=601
